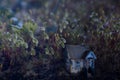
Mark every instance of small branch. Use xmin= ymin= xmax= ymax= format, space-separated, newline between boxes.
xmin=52 ymin=0 xmax=61 ymax=13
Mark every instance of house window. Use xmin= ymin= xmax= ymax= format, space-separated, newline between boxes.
xmin=88 ymin=59 xmax=94 ymax=68
xmin=76 ymin=61 xmax=80 ymax=64
xmin=75 ymin=61 xmax=80 ymax=70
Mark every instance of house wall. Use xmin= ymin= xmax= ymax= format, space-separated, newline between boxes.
xmin=80 ymin=59 xmax=84 ymax=69
xmin=85 ymin=51 xmax=96 ymax=69
xmin=86 ymin=59 xmax=95 ymax=69
xmin=66 ymin=55 xmax=96 ymax=75
xmin=67 ymin=59 xmax=95 ymax=73
xmin=69 ymin=59 xmax=85 ymax=74
xmin=66 ymin=59 xmax=71 ymax=71
xmin=70 ymin=59 xmax=80 ymax=73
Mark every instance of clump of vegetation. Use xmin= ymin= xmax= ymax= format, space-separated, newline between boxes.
xmin=0 ymin=0 xmax=120 ymax=80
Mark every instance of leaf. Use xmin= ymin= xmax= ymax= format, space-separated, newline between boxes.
xmin=12 ymin=27 xmax=21 ymax=33
xmin=61 ymin=38 xmax=66 ymax=43
xmin=23 ymin=21 xmax=38 ymax=32
xmin=32 ymin=38 xmax=38 ymax=46
xmin=43 ymin=32 xmax=49 ymax=40
xmin=61 ymin=42 xmax=65 ymax=48
xmin=50 ymin=47 xmax=55 ymax=55
xmin=45 ymin=47 xmax=49 ymax=55
xmin=21 ymin=41 xmax=28 ymax=48
xmin=59 ymin=27 xmax=63 ymax=33
xmin=30 ymin=48 xmax=36 ymax=56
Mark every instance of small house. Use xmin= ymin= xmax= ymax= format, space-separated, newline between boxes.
xmin=65 ymin=45 xmax=97 ymax=76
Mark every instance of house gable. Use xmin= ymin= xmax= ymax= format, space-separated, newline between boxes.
xmin=85 ymin=51 xmax=97 ymax=60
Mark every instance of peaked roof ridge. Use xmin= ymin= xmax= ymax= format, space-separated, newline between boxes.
xmin=86 ymin=51 xmax=97 ymax=59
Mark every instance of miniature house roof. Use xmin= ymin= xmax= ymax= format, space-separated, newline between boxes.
xmin=85 ymin=51 xmax=97 ymax=59
xmin=66 ymin=45 xmax=89 ymax=60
